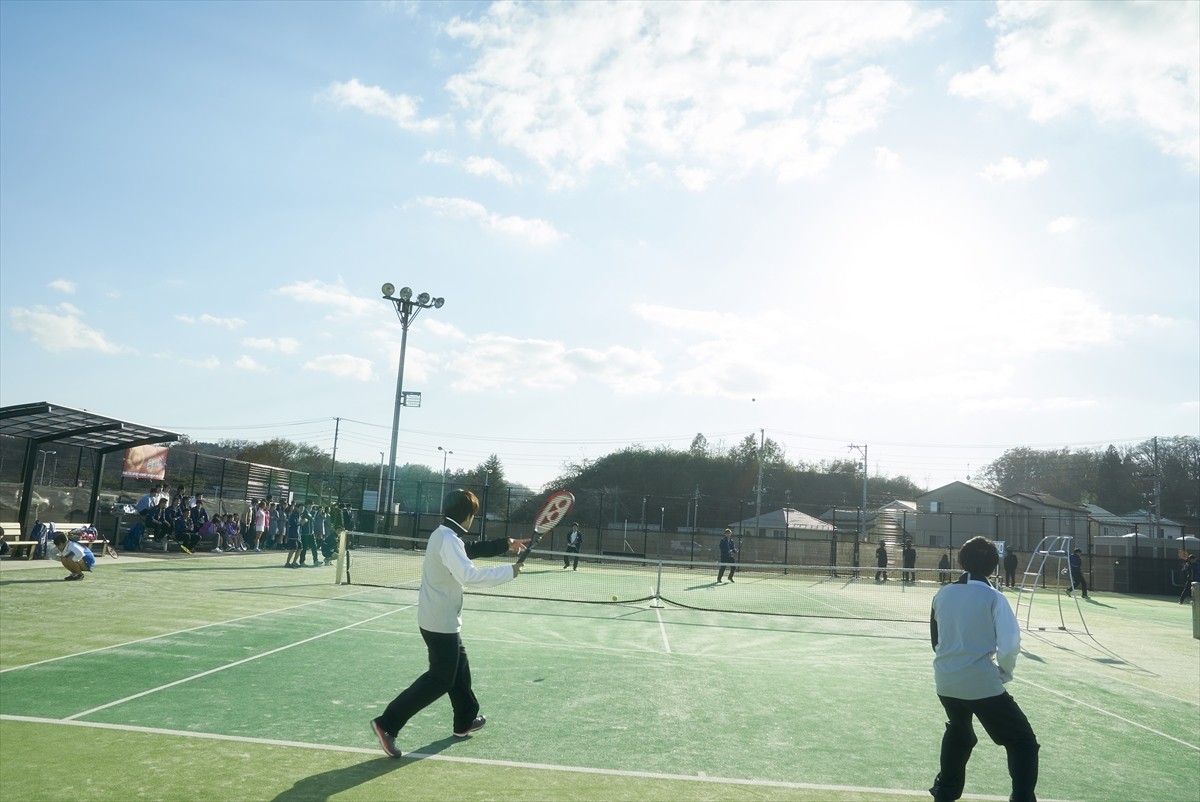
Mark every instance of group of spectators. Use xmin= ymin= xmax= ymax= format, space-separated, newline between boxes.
xmin=247 ymin=498 xmax=348 ymax=567
xmin=130 ymin=484 xmax=350 ymax=564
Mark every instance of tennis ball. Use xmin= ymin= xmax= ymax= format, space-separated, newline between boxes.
xmin=611 ymin=595 xmax=618 ymax=602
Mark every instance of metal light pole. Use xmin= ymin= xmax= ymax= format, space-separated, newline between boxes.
xmin=849 ymin=443 xmax=868 ymax=535
xmin=381 ymin=284 xmax=443 ymax=532
xmin=438 ymin=446 xmax=453 ymax=507
xmin=375 ymin=451 xmax=385 ymax=529
xmin=37 ymin=450 xmax=55 ymax=485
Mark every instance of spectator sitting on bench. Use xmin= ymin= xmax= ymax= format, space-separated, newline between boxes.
xmin=173 ymin=510 xmax=199 ymax=554
xmin=222 ymin=514 xmax=244 ymax=552
xmin=53 ymin=532 xmax=94 ymax=581
xmin=144 ymin=498 xmax=173 ymax=543
xmin=198 ymin=517 xmax=222 ymax=551
xmin=190 ymin=494 xmax=211 ymax=531
xmin=0 ymin=526 xmax=8 ymax=556
xmin=135 ymin=483 xmax=167 ymax=514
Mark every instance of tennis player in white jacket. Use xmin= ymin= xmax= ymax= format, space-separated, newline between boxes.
xmin=929 ymin=536 xmax=1040 ymax=802
xmin=370 ymin=489 xmax=522 ymax=758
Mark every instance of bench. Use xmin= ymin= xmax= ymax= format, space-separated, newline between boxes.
xmin=0 ymin=521 xmax=38 ymax=560
xmin=0 ymin=521 xmax=107 ymax=560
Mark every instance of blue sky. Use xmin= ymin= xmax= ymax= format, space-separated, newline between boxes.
xmin=1 ymin=0 xmax=1197 ymax=492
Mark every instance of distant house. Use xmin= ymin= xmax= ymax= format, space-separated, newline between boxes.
xmin=913 ymin=481 xmax=1029 ymax=549
xmin=727 ymin=507 xmax=834 ymax=540
xmin=1121 ymin=509 xmax=1186 ymax=541
xmin=1085 ymin=503 xmax=1186 ymax=541
xmin=1008 ymin=492 xmax=1088 ymax=541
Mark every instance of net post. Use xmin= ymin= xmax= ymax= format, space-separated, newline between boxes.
xmin=1192 ymin=583 xmax=1198 ymax=641
xmin=650 ymin=559 xmax=665 ymax=608
xmin=335 ymin=529 xmax=349 ymax=585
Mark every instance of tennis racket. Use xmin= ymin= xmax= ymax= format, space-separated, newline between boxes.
xmin=516 ymin=490 xmax=575 ymax=566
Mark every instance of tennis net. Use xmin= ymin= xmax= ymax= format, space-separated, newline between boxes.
xmin=337 ymin=531 xmax=950 ymax=623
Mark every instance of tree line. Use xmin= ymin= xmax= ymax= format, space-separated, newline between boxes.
xmin=177 ymin=433 xmax=1197 ymax=532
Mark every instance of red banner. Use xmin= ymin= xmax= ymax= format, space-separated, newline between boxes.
xmin=122 ymin=445 xmax=168 ymax=480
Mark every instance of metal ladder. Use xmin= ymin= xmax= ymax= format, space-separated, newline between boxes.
xmin=1013 ymin=536 xmax=1090 ymax=635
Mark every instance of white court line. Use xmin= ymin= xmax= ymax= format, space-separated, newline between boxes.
xmin=65 ymin=603 xmax=413 ymax=721
xmin=0 ymin=714 xmax=1039 ymax=801
xmin=1016 ymin=676 xmax=1199 ymax=751
xmin=654 ymin=604 xmax=671 ymax=654
xmin=0 ymin=586 xmax=386 ymax=674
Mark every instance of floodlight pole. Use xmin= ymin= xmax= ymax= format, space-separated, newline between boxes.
xmin=849 ymin=443 xmax=868 ymax=536
xmin=438 ymin=446 xmax=453 ymax=506
xmin=381 ymin=284 xmax=444 ymax=533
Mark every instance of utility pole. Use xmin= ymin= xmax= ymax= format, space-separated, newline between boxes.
xmin=849 ymin=443 xmax=868 ymax=536
xmin=754 ymin=429 xmax=765 ymax=540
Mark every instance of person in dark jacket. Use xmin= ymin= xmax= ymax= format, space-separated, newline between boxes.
xmin=563 ymin=523 xmax=583 ymax=570
xmin=1003 ymin=548 xmax=1018 ymax=588
xmin=875 ymin=542 xmax=889 ymax=582
xmin=717 ymin=529 xmax=738 ymax=583
xmin=903 ymin=541 xmax=918 ymax=583
xmin=1179 ymin=554 xmax=1198 ymax=604
xmin=1068 ymin=548 xmax=1089 ymax=599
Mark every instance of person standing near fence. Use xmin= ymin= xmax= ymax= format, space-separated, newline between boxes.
xmin=1178 ymin=553 xmax=1198 ymax=604
xmin=929 ymin=536 xmax=1039 ymax=802
xmin=370 ymin=489 xmax=524 ymax=758
xmin=717 ymin=529 xmax=738 ymax=583
xmin=875 ymin=541 xmax=889 ymax=582
xmin=903 ymin=540 xmax=918 ymax=583
xmin=563 ymin=522 xmax=583 ymax=570
xmin=284 ymin=503 xmax=303 ymax=568
xmin=1068 ymin=548 xmax=1089 ymax=599
xmin=1003 ymin=548 xmax=1018 ymax=588
xmin=251 ymin=500 xmax=267 ymax=552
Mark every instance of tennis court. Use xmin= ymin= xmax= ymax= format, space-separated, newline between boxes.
xmin=1 ymin=543 xmax=1196 ymax=802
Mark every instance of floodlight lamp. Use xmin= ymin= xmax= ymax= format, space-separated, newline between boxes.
xmin=417 ymin=292 xmax=431 ymax=305
xmin=381 ymin=282 xmax=395 ymax=298
xmin=399 ymin=286 xmax=413 ymax=301
xmin=433 ymin=297 xmax=445 ymax=309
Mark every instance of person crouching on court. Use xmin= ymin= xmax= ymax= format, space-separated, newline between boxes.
xmin=929 ymin=536 xmax=1039 ymax=802
xmin=370 ymin=489 xmax=525 ymax=758
xmin=53 ymin=532 xmax=95 ymax=581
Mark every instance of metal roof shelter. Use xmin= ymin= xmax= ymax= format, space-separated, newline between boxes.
xmin=0 ymin=402 xmax=179 ymax=534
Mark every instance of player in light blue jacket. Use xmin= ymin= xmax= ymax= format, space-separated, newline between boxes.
xmin=929 ymin=536 xmax=1039 ymax=802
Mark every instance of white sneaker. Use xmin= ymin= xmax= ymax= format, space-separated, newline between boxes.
xmin=213 ymin=547 xmax=223 ymax=552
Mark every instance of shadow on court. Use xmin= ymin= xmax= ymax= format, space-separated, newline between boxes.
xmin=270 ymin=737 xmax=458 ymax=802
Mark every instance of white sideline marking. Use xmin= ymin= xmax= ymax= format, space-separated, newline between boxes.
xmin=65 ymin=604 xmax=412 ymax=720
xmin=654 ymin=605 xmax=671 ymax=654
xmin=0 ymin=587 xmax=384 ymax=674
xmin=1017 ymin=676 xmax=1199 ymax=751
xmin=0 ymin=714 xmax=1032 ymax=800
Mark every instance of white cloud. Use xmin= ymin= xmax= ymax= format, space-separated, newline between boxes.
xmin=176 ymin=313 xmax=246 ymax=329
xmin=302 ymin=354 xmax=376 ymax=381
xmin=275 ymin=280 xmax=378 ymax=318
xmin=10 ymin=303 xmax=125 ymax=354
xmin=463 ymin=156 xmax=516 ymax=184
xmin=979 ymin=156 xmax=1049 ymax=182
xmin=415 ymin=196 xmax=566 ymax=245
xmin=423 ymin=150 xmax=516 ymax=184
xmin=200 ymin=313 xmax=245 ymax=329
xmin=874 ymin=146 xmax=901 ymax=171
xmin=235 ymin=355 xmax=266 ymax=371
xmin=441 ymin=333 xmax=661 ymax=394
xmin=323 ymin=78 xmax=443 ymax=132
xmin=48 ymin=279 xmax=76 ymax=293
xmin=444 ymin=1 xmax=944 ymax=187
xmin=242 ymin=336 xmax=300 ymax=353
xmin=1046 ymin=215 xmax=1080 ymax=234
xmin=674 ymin=166 xmax=713 ymax=191
xmin=950 ymin=1 xmax=1200 ymax=170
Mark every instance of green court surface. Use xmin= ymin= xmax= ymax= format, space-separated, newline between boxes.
xmin=1 ymin=551 xmax=1196 ymax=802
